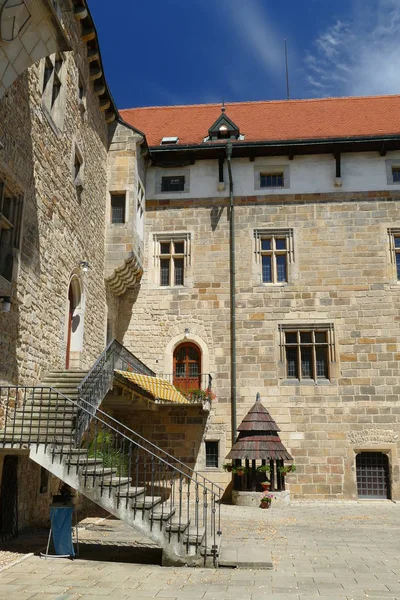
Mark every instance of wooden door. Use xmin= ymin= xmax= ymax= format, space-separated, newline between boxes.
xmin=173 ymin=343 xmax=201 ymax=392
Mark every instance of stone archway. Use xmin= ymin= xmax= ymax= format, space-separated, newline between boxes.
xmin=65 ymin=275 xmax=85 ymax=369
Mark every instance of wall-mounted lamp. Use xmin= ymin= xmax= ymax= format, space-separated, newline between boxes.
xmin=79 ymin=261 xmax=90 ymax=273
xmin=0 ymin=296 xmax=11 ymax=312
xmin=184 ymin=328 xmax=190 ymax=339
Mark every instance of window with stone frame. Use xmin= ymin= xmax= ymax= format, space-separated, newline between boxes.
xmin=154 ymin=233 xmax=191 ymax=287
xmin=279 ymin=324 xmax=335 ymax=383
xmin=161 ymin=175 xmax=185 ymax=193
xmin=254 ymin=229 xmax=294 ymax=284
xmin=205 ymin=441 xmax=219 ymax=468
xmin=41 ymin=53 xmax=65 ymax=129
xmin=388 ymin=229 xmax=400 ymax=280
xmin=110 ymin=193 xmax=126 ymax=224
xmin=137 ymin=180 xmax=145 ymax=239
xmin=0 ymin=182 xmax=23 ymax=283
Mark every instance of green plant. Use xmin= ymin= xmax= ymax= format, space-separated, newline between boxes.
xmin=232 ymin=466 xmax=247 ymax=476
xmin=178 ymin=387 xmax=216 ymax=403
xmin=223 ymin=463 xmax=233 ymax=472
xmin=257 ymin=465 xmax=270 ymax=473
xmin=278 ymin=464 xmax=297 ymax=475
xmin=88 ymin=431 xmax=129 ymax=477
xmin=260 ymin=493 xmax=273 ymax=504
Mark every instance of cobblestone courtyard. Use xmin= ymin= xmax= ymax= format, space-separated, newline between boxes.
xmin=1 ymin=502 xmax=400 ymax=599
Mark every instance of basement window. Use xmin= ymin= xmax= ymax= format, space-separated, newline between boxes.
xmin=161 ymin=176 xmax=185 ymax=193
xmin=393 ymin=167 xmax=400 ymax=183
xmin=205 ymin=441 xmax=219 ymax=468
xmin=260 ymin=172 xmax=284 ymax=188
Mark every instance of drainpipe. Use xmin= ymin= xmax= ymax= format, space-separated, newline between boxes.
xmin=226 ymin=142 xmax=237 ymax=445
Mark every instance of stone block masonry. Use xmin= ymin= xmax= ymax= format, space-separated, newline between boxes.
xmin=122 ymin=190 xmax=400 ymax=499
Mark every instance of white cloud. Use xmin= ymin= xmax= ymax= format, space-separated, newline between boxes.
xmin=216 ymin=0 xmax=284 ymax=76
xmin=305 ymin=0 xmax=400 ymax=97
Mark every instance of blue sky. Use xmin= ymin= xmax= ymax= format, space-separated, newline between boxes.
xmin=89 ymin=0 xmax=400 ymax=109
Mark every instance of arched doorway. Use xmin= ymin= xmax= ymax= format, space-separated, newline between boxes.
xmin=66 ymin=276 xmax=83 ymax=369
xmin=0 ymin=455 xmax=18 ymax=542
xmin=356 ymin=452 xmax=390 ymax=499
xmin=173 ymin=342 xmax=201 ymax=392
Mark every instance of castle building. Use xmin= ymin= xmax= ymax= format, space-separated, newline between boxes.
xmin=121 ymin=97 xmax=400 ymax=500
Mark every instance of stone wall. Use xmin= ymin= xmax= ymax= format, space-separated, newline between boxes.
xmin=0 ymin=2 xmax=110 ymax=385
xmin=121 ymin=189 xmax=400 ymax=499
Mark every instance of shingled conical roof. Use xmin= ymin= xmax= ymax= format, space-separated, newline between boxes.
xmin=226 ymin=397 xmax=292 ymax=461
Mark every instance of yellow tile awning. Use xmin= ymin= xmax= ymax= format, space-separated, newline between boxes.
xmin=114 ymin=370 xmax=190 ymax=405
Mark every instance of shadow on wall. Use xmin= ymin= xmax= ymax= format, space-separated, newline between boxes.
xmin=113 ymin=404 xmax=208 ymax=473
xmin=0 ymin=72 xmax=39 ymax=385
xmin=115 ymin=282 xmax=142 ymax=345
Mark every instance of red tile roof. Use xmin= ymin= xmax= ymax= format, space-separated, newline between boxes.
xmin=120 ymin=95 xmax=400 ymax=147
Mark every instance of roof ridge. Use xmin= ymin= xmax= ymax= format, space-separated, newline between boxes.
xmin=120 ymin=93 xmax=400 ymax=113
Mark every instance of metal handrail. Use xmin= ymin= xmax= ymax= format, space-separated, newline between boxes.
xmin=76 ymin=339 xmax=155 ymax=441
xmin=76 ymin=394 xmax=224 ymax=494
xmin=0 ymin=384 xmax=222 ymax=565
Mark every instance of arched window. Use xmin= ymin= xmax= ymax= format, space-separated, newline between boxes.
xmin=173 ymin=342 xmax=201 ymax=391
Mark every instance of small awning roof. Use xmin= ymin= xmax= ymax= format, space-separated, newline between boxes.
xmin=114 ymin=370 xmax=190 ymax=405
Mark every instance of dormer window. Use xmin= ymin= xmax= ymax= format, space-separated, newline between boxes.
xmin=161 ymin=136 xmax=179 ymax=145
xmin=206 ymin=108 xmax=241 ymax=141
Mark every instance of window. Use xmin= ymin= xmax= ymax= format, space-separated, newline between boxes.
xmin=161 ymin=176 xmax=185 ymax=193
xmin=41 ymin=53 xmax=65 ymax=129
xmin=0 ymin=182 xmax=23 ymax=283
xmin=78 ymin=73 xmax=86 ymax=113
xmin=73 ymin=146 xmax=84 ymax=190
xmin=254 ymin=164 xmax=290 ymax=190
xmin=160 ymin=240 xmax=184 ymax=285
xmin=388 ymin=229 xmax=400 ymax=279
xmin=137 ymin=180 xmax=144 ymax=239
xmin=205 ymin=441 xmax=219 ymax=468
xmin=111 ymin=193 xmax=126 ymax=224
xmin=260 ymin=172 xmax=284 ymax=188
xmin=393 ymin=168 xmax=400 ymax=183
xmin=154 ymin=233 xmax=191 ymax=287
xmin=279 ymin=324 xmax=335 ymax=382
xmin=40 ymin=467 xmax=49 ymax=494
xmin=254 ymin=229 xmax=294 ymax=284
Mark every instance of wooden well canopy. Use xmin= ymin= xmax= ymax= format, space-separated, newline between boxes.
xmin=227 ymin=400 xmax=292 ymax=461
xmin=226 ymin=395 xmax=292 ymax=492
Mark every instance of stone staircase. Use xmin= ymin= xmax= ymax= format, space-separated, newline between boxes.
xmin=0 ymin=346 xmax=222 ymax=566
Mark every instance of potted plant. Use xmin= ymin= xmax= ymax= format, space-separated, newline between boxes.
xmin=223 ymin=463 xmax=233 ymax=473
xmin=278 ymin=464 xmax=296 ymax=476
xmin=232 ymin=466 xmax=247 ymax=476
xmin=260 ymin=493 xmax=273 ymax=509
xmin=261 ymin=480 xmax=271 ymax=491
xmin=257 ymin=465 xmax=270 ymax=474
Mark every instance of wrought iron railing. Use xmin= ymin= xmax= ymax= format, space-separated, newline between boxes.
xmin=76 ymin=339 xmax=155 ymax=442
xmin=0 ymin=385 xmax=222 ymax=565
xmin=160 ymin=373 xmax=213 ymax=392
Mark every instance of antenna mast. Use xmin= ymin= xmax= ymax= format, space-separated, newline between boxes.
xmin=284 ymin=39 xmax=290 ymax=100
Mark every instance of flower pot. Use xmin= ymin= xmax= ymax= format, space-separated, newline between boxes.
xmin=236 ymin=470 xmax=245 ymax=476
xmin=261 ymin=482 xmax=270 ymax=491
xmin=260 ymin=502 xmax=271 ymax=509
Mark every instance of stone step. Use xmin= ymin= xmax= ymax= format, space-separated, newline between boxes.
xmin=151 ymin=506 xmax=175 ymax=521
xmin=82 ymin=467 xmax=117 ymax=476
xmin=116 ymin=486 xmax=146 ymax=499
xmin=101 ymin=477 xmax=131 ymax=488
xmin=66 ymin=457 xmax=103 ymax=466
xmin=0 ymin=434 xmax=74 ymax=444
xmin=16 ymin=406 xmax=77 ymax=415
xmin=47 ymin=370 xmax=88 ymax=375
xmin=133 ymin=496 xmax=162 ymax=510
xmin=13 ymin=417 xmax=74 ymax=426
xmin=183 ymin=528 xmax=205 ymax=545
xmin=165 ymin=518 xmax=190 ymax=533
